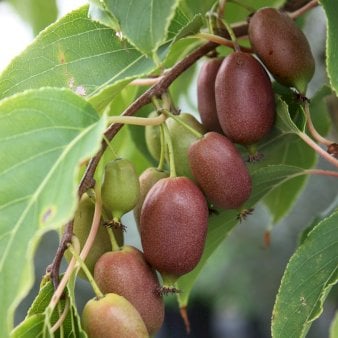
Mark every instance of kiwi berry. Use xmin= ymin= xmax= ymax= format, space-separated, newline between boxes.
xmin=167 ymin=113 xmax=205 ymax=179
xmin=133 ymin=167 xmax=169 ymax=229
xmin=188 ymin=132 xmax=252 ymax=210
xmin=215 ymin=51 xmax=275 ymax=145
xmin=94 ymin=245 xmax=164 ymax=335
xmin=140 ymin=177 xmax=208 ymax=284
xmin=248 ymin=7 xmax=315 ymax=94
xmin=64 ymin=195 xmax=123 ymax=278
xmin=197 ymin=58 xmax=224 ymax=133
xmin=82 ymin=293 xmax=148 ymax=338
xmin=145 ymin=111 xmax=161 ymax=162
xmin=101 ymin=158 xmax=140 ymax=228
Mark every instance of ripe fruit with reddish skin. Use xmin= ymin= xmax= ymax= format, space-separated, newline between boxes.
xmin=197 ymin=58 xmax=223 ymax=133
xmin=188 ymin=132 xmax=252 ymax=210
xmin=82 ymin=293 xmax=148 ymax=338
xmin=64 ymin=195 xmax=123 ymax=279
xmin=133 ymin=167 xmax=169 ymax=228
xmin=167 ymin=113 xmax=205 ymax=179
xmin=94 ymin=246 xmax=164 ymax=335
xmin=248 ymin=7 xmax=315 ymax=94
xmin=215 ymin=51 xmax=275 ymax=145
xmin=140 ymin=177 xmax=208 ymax=280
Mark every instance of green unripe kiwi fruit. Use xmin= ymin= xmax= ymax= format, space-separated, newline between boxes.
xmin=64 ymin=195 xmax=123 ymax=279
xmin=94 ymin=246 xmax=164 ymax=335
xmin=197 ymin=58 xmax=224 ymax=133
xmin=167 ymin=113 xmax=206 ymax=179
xmin=145 ymin=111 xmax=161 ymax=161
xmin=248 ymin=7 xmax=315 ymax=94
xmin=133 ymin=167 xmax=169 ymax=229
xmin=140 ymin=177 xmax=209 ymax=282
xmin=188 ymin=132 xmax=252 ymax=210
xmin=101 ymin=158 xmax=140 ymax=225
xmin=82 ymin=293 xmax=148 ymax=338
xmin=215 ymin=51 xmax=275 ymax=145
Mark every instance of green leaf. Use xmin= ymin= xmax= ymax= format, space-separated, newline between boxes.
xmin=0 ymin=88 xmax=106 ymax=336
xmin=272 ymin=209 xmax=338 ymax=338
xmin=262 ymin=95 xmax=320 ymax=223
xmin=0 ymin=6 xmax=157 ymax=112
xmin=8 ymin=0 xmax=58 ymax=35
xmin=11 ymin=314 xmax=51 ymax=338
xmin=103 ymin=0 xmax=180 ymax=56
xmin=330 ymin=311 xmax=338 ymax=338
xmin=320 ymin=0 xmax=338 ymax=95
xmin=274 ymin=96 xmax=303 ymax=134
xmin=177 ymin=164 xmax=305 ymax=306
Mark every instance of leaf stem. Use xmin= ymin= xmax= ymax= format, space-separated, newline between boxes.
xmin=129 ymin=77 xmax=163 ymax=86
xmin=304 ymin=100 xmax=334 ymax=146
xmin=289 ymin=0 xmax=319 ymax=19
xmin=50 ymin=298 xmax=70 ymax=333
xmin=107 ymin=113 xmax=166 ymax=126
xmin=194 ymin=32 xmax=252 ymax=52
xmin=298 ymin=131 xmax=338 ymax=169
xmin=305 ymin=169 xmax=338 ymax=178
xmin=68 ymin=240 xmax=104 ymax=298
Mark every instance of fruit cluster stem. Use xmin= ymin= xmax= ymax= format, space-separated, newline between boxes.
xmin=304 ymin=101 xmax=334 ymax=146
xmin=68 ymin=241 xmax=104 ymax=299
xmin=48 ymin=185 xmax=103 ymax=311
xmin=163 ymin=123 xmax=177 ymax=177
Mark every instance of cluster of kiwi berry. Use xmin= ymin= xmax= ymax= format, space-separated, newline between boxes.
xmin=70 ymin=7 xmax=315 ymax=338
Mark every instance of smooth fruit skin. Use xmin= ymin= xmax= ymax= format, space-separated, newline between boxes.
xmin=101 ymin=158 xmax=140 ymax=220
xmin=145 ymin=111 xmax=161 ymax=161
xmin=133 ymin=167 xmax=169 ymax=228
xmin=140 ymin=177 xmax=209 ymax=278
xmin=94 ymin=246 xmax=164 ymax=335
xmin=82 ymin=293 xmax=148 ymax=338
xmin=215 ymin=51 xmax=275 ymax=145
xmin=188 ymin=132 xmax=252 ymax=210
xmin=248 ymin=7 xmax=315 ymax=94
xmin=197 ymin=58 xmax=224 ymax=133
xmin=167 ymin=113 xmax=205 ymax=179
xmin=64 ymin=195 xmax=123 ymax=278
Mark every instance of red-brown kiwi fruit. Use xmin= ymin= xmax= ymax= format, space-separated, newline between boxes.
xmin=197 ymin=58 xmax=224 ymax=133
xmin=133 ymin=167 xmax=169 ymax=229
xmin=189 ymin=132 xmax=252 ymax=210
xmin=94 ymin=246 xmax=164 ymax=335
xmin=82 ymin=293 xmax=148 ymax=338
xmin=140 ymin=177 xmax=209 ymax=284
xmin=215 ymin=51 xmax=275 ymax=145
xmin=248 ymin=7 xmax=315 ymax=94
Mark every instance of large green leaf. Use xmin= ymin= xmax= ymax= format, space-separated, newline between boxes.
xmin=0 ymin=88 xmax=106 ymax=336
xmin=320 ymin=0 xmax=338 ymax=95
xmin=177 ymin=164 xmax=306 ymax=306
xmin=103 ymin=0 xmax=180 ymax=56
xmin=272 ymin=209 xmax=338 ymax=338
xmin=0 ymin=6 xmax=157 ymax=111
xmin=8 ymin=0 xmax=58 ymax=35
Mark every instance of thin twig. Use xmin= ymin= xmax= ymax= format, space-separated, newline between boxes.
xmin=289 ymin=0 xmax=319 ymax=19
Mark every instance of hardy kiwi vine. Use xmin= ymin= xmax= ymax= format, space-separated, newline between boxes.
xmin=47 ymin=1 xmax=337 ymax=306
